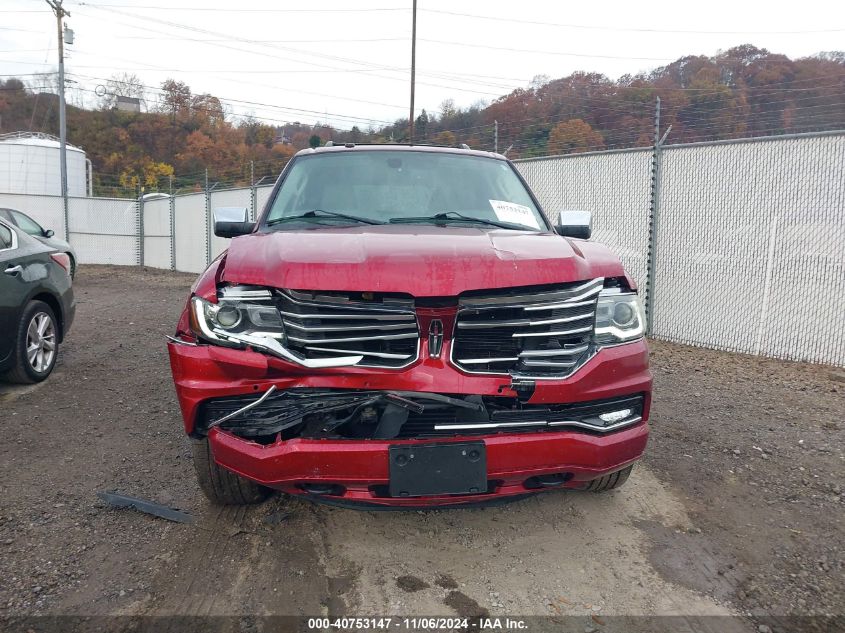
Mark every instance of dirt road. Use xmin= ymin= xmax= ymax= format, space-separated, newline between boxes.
xmin=1 ymin=267 xmax=842 ymax=631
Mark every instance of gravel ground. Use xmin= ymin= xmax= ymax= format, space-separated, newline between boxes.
xmin=0 ymin=266 xmax=842 ymax=631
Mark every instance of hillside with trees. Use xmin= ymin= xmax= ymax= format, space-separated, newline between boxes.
xmin=1 ymin=45 xmax=842 ymax=196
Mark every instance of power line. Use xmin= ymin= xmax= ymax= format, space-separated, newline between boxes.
xmin=68 ymin=4 xmax=408 ymax=12
xmin=67 ymin=79 xmax=397 ymax=127
xmin=67 ymin=70 xmax=409 ymax=117
xmin=72 ymin=4 xmax=512 ymax=98
xmin=122 ymin=36 xmax=409 ymax=43
xmin=419 ymin=8 xmax=845 ymax=35
xmin=419 ymin=39 xmax=673 ymax=62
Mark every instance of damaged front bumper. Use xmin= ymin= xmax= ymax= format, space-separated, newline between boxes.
xmin=168 ymin=337 xmax=651 ymax=505
xmin=208 ymin=423 xmax=649 ymax=507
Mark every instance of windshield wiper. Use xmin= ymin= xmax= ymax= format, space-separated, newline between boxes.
xmin=389 ymin=211 xmax=527 ymax=230
xmin=266 ymin=209 xmax=384 ymax=227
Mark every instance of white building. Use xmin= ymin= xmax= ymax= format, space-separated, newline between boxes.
xmin=0 ymin=131 xmax=91 ymax=197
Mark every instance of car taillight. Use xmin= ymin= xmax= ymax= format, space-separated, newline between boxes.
xmin=50 ymin=252 xmax=71 ymax=275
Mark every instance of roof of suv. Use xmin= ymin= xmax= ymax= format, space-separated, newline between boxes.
xmin=294 ymin=144 xmax=507 ymax=161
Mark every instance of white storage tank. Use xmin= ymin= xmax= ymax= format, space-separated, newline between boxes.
xmin=0 ymin=131 xmax=89 ymax=197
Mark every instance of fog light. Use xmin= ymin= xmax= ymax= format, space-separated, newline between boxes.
xmin=599 ymin=408 xmax=633 ymax=424
xmin=215 ymin=305 xmax=241 ymax=329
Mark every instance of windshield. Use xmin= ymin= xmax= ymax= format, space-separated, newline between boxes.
xmin=264 ymin=150 xmax=548 ymax=231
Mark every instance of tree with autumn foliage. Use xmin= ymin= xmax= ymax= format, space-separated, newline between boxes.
xmin=548 ymin=119 xmax=605 ymax=154
xmin=1 ymin=45 xmax=842 ymax=193
xmin=433 ymin=130 xmax=457 ymax=146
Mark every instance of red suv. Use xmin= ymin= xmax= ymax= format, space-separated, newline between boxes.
xmin=167 ymin=145 xmax=651 ymax=507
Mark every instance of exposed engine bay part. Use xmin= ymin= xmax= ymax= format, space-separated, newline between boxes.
xmin=197 ymin=388 xmax=645 ymax=442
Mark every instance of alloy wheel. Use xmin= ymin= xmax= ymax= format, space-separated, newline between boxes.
xmin=26 ymin=312 xmax=56 ymax=374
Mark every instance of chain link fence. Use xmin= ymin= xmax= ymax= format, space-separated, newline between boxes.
xmin=516 ymin=147 xmax=654 ymax=289
xmin=0 ymin=131 xmax=842 ymax=366
xmin=515 ymin=130 xmax=845 ymax=367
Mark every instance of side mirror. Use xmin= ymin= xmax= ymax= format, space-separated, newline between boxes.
xmin=213 ymin=207 xmax=255 ymax=238
xmin=43 ymin=229 xmax=55 ymax=238
xmin=555 ymin=210 xmax=592 ymax=239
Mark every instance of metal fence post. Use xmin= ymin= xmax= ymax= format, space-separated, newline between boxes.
xmin=169 ymin=174 xmax=176 ymax=271
xmin=644 ymin=97 xmax=671 ymax=336
xmin=204 ymin=168 xmax=211 ymax=265
xmin=63 ymin=197 xmax=70 ymax=243
xmin=249 ymin=161 xmax=256 ymax=222
xmin=137 ymin=186 xmax=145 ymax=267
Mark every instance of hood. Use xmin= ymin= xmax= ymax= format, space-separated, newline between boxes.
xmin=221 ymin=225 xmax=626 ymax=296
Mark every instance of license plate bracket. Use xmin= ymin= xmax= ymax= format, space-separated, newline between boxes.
xmin=388 ymin=442 xmax=487 ymax=497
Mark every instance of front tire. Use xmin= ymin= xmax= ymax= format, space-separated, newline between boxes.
xmin=191 ymin=437 xmax=272 ymax=505
xmin=3 ymin=300 xmax=59 ymax=384
xmin=586 ymin=465 xmax=633 ymax=492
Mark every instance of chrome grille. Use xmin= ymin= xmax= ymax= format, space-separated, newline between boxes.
xmin=278 ymin=290 xmax=419 ymax=368
xmin=451 ymin=278 xmax=602 ymax=378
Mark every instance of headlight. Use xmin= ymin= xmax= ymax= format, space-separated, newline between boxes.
xmin=189 ymin=290 xmax=285 ymax=345
xmin=187 ymin=286 xmax=363 ymax=369
xmin=593 ymin=290 xmax=645 ymax=345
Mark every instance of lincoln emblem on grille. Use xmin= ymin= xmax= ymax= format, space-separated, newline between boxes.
xmin=428 ymin=319 xmax=444 ymax=358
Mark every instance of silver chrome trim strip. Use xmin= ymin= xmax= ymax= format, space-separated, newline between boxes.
xmin=165 ymin=335 xmax=198 ymax=347
xmin=209 ymin=385 xmax=278 ymax=427
xmin=456 ymin=311 xmax=594 ymax=329
xmin=287 ymin=332 xmax=419 ymax=344
xmin=458 ymin=278 xmax=603 ymax=309
xmin=280 ymin=289 xmax=414 ymax=314
xmin=521 ymin=359 xmax=577 ymax=368
xmin=433 ymin=415 xmax=643 ymax=433
xmin=433 ymin=421 xmax=547 ymax=430
xmin=456 ymin=357 xmax=519 ymax=364
xmin=283 ymin=320 xmax=417 ymax=332
xmin=512 ymin=325 xmax=593 ymax=338
xmin=304 ymin=345 xmax=413 ymax=360
xmin=547 ymin=415 xmax=643 ymax=432
xmin=279 ymin=311 xmax=415 ymax=321
xmin=519 ymin=345 xmax=589 ymax=357
xmin=218 ymin=291 xmax=273 ymax=302
xmin=554 ymin=283 xmax=604 ymax=305
xmin=522 ymin=298 xmax=597 ymax=311
xmin=218 ymin=330 xmax=364 ymax=368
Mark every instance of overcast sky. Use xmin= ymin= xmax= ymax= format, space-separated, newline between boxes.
xmin=2 ymin=0 xmax=844 ymax=130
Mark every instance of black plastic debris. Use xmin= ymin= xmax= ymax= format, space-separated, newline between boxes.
xmin=97 ymin=491 xmax=194 ymax=524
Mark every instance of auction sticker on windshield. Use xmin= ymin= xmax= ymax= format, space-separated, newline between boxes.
xmin=489 ymin=199 xmax=540 ymax=230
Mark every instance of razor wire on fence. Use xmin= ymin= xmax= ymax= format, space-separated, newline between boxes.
xmin=0 ymin=131 xmax=842 ymax=367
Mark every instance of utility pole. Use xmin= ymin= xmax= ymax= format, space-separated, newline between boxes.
xmin=45 ymin=0 xmax=70 ymax=239
xmin=494 ymin=120 xmax=498 ymax=153
xmin=408 ymin=0 xmax=417 ymax=144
